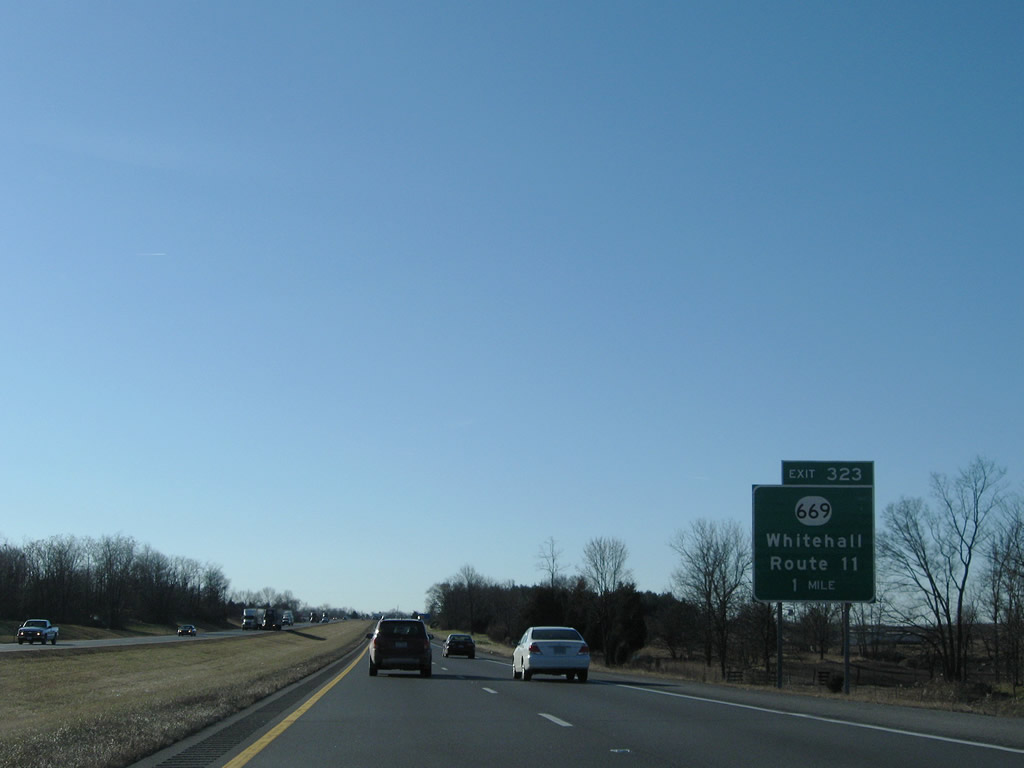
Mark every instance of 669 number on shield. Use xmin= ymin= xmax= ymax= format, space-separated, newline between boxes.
xmin=795 ymin=496 xmax=831 ymax=527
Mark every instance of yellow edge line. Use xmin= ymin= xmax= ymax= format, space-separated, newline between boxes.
xmin=221 ymin=647 xmax=367 ymax=768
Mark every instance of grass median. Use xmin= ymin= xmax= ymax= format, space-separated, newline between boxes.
xmin=0 ymin=620 xmax=373 ymax=768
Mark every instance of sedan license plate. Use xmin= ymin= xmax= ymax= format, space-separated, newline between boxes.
xmin=554 ymin=646 xmax=566 ymax=655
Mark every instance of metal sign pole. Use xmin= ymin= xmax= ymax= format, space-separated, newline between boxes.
xmin=843 ymin=602 xmax=851 ymax=694
xmin=776 ymin=601 xmax=783 ymax=689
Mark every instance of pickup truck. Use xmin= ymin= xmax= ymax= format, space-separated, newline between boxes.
xmin=16 ymin=619 xmax=59 ymax=645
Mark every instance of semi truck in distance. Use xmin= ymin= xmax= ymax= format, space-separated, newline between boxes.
xmin=261 ymin=607 xmax=282 ymax=630
xmin=241 ymin=608 xmax=263 ymax=630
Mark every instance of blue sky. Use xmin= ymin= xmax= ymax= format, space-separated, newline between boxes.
xmin=2 ymin=2 xmax=1021 ymax=614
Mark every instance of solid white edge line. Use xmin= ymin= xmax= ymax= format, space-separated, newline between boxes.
xmin=615 ymin=684 xmax=1024 ymax=755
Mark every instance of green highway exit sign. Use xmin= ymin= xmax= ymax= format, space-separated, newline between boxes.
xmin=752 ymin=484 xmax=874 ymax=602
xmin=782 ymin=460 xmax=873 ymax=486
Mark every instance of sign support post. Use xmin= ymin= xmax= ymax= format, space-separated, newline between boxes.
xmin=843 ymin=602 xmax=851 ymax=694
xmin=776 ymin=602 xmax=783 ymax=689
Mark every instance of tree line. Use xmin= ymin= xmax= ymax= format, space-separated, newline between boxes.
xmin=427 ymin=457 xmax=1024 ymax=687
xmin=0 ymin=534 xmax=231 ymax=627
xmin=0 ymin=533 xmax=351 ymax=628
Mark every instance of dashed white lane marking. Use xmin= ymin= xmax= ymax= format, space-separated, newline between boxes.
xmin=482 ymin=687 xmax=498 ymax=694
xmin=539 ymin=713 xmax=573 ymax=727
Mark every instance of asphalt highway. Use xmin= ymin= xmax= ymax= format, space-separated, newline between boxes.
xmin=134 ymin=640 xmax=1024 ymax=768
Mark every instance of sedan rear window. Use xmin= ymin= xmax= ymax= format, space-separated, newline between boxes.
xmin=532 ymin=628 xmax=582 ymax=641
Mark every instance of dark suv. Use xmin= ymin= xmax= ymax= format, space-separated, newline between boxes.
xmin=366 ymin=618 xmax=433 ymax=677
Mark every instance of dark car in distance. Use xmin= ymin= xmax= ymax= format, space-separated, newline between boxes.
xmin=177 ymin=624 xmax=196 ymax=636
xmin=443 ymin=633 xmax=475 ymax=658
xmin=367 ymin=618 xmax=433 ymax=677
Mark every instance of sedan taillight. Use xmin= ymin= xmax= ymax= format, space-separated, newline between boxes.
xmin=578 ymin=644 xmax=590 ymax=655
xmin=528 ymin=643 xmax=542 ymax=653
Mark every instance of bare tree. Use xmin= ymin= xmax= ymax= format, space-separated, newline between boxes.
xmin=201 ymin=564 xmax=231 ymax=619
xmin=644 ymin=592 xmax=700 ymax=661
xmin=0 ymin=539 xmax=29 ymax=618
xmin=879 ymin=456 xmax=1007 ymax=681
xmin=91 ymin=535 xmax=136 ymax=628
xmin=984 ymin=496 xmax=1024 ymax=686
xmin=456 ymin=564 xmax=490 ymax=633
xmin=256 ymin=585 xmax=281 ymax=607
xmin=851 ymin=593 xmax=890 ymax=658
xmin=579 ymin=537 xmax=633 ymax=663
xmin=670 ymin=519 xmax=750 ymax=676
xmin=580 ymin=537 xmax=631 ymax=597
xmin=535 ymin=536 xmax=567 ymax=588
xmin=735 ymin=599 xmax=778 ymax=677
xmin=38 ymin=535 xmax=86 ymax=621
xmin=134 ymin=545 xmax=175 ymax=624
xmin=488 ymin=579 xmax=523 ymax=643
xmin=796 ymin=602 xmax=840 ymax=659
xmin=424 ymin=582 xmax=451 ymax=624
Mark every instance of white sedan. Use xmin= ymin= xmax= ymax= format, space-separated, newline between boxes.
xmin=512 ymin=626 xmax=590 ymax=682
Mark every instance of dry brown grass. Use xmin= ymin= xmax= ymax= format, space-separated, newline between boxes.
xmin=618 ymin=647 xmax=1024 ymax=717
xmin=447 ymin=628 xmax=1024 ymax=718
xmin=0 ymin=620 xmax=373 ymax=768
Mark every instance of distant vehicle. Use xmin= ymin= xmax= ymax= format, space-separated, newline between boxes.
xmin=309 ymin=612 xmax=317 ymax=623
xmin=281 ymin=610 xmax=294 ymax=626
xmin=443 ymin=633 xmax=475 ymax=658
xmin=321 ymin=612 xmax=329 ymax=623
xmin=512 ymin=626 xmax=589 ymax=682
xmin=16 ymin=619 xmax=59 ymax=645
xmin=261 ymin=608 xmax=282 ymax=630
xmin=241 ymin=608 xmax=262 ymax=630
xmin=366 ymin=618 xmax=433 ymax=677
xmin=177 ymin=624 xmax=196 ymax=636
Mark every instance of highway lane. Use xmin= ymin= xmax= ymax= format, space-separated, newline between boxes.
xmin=183 ymin=643 xmax=1024 ymax=768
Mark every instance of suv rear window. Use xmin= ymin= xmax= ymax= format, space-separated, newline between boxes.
xmin=378 ymin=620 xmax=427 ymax=638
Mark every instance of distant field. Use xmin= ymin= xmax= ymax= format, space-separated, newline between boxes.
xmin=0 ymin=619 xmax=373 ymax=768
